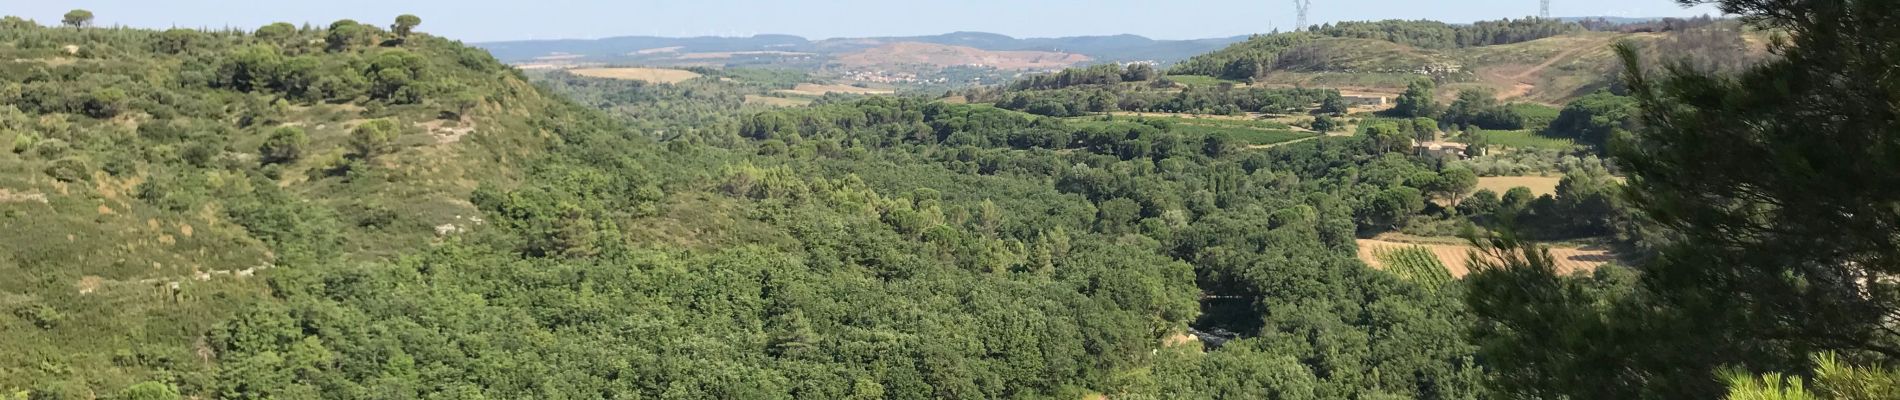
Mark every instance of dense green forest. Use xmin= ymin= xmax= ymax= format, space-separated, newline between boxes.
xmin=5 ymin=0 xmax=1900 ymax=398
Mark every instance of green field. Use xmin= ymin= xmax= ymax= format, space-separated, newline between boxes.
xmin=1181 ymin=125 xmax=1313 ymax=145
xmin=1475 ymin=129 xmax=1577 ymax=150
xmin=1123 ymin=115 xmax=1294 ymax=130
xmin=1508 ymin=103 xmax=1563 ymax=130
xmin=1162 ymin=74 xmax=1238 ymax=87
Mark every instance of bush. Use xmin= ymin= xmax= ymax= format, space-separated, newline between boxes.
xmin=118 ymin=382 xmax=181 ymax=400
xmin=13 ymin=303 xmax=63 ymax=329
xmin=44 ymin=158 xmax=90 ymax=182
xmin=259 ymin=127 xmax=308 ymax=164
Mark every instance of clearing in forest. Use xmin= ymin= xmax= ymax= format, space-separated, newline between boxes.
xmin=1356 ymin=239 xmax=1613 ymax=278
xmin=1476 ymin=176 xmax=1563 ymax=197
xmin=568 ymin=67 xmax=702 ymax=83
xmin=777 ymin=83 xmax=894 ymax=96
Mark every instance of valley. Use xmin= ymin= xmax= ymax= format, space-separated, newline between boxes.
xmin=3 ymin=3 xmax=1894 ymax=400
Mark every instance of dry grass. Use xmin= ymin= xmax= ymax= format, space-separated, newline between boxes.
xmin=777 ymin=83 xmax=893 ymax=96
xmin=1357 ymin=239 xmax=1612 ymax=278
xmin=568 ymin=67 xmax=702 ymax=83
xmin=1477 ymin=176 xmax=1563 ymax=197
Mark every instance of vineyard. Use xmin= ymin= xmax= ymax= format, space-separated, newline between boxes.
xmin=1376 ymin=245 xmax=1456 ymax=290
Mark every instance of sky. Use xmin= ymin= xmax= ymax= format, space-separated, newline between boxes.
xmin=11 ymin=0 xmax=1724 ymax=42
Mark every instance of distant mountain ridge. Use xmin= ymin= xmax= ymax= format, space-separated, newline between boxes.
xmin=477 ymin=32 xmax=1250 ymax=66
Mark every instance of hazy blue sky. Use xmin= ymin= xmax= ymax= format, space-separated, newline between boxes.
xmin=12 ymin=1 xmax=1723 ymax=42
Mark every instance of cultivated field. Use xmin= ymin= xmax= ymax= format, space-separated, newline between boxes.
xmin=1356 ymin=239 xmax=1613 ymax=278
xmin=567 ymin=67 xmax=703 ymax=83
xmin=1474 ymin=129 xmax=1577 ymax=150
xmin=1477 ymin=176 xmax=1563 ymax=197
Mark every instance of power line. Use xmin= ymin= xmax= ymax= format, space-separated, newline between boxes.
xmin=1294 ymin=0 xmax=1313 ymax=31
xmin=1540 ymin=0 xmax=1551 ymax=19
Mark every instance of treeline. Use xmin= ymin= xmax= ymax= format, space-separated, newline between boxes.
xmin=1312 ymin=18 xmax=1582 ymax=49
xmin=1577 ymin=15 xmax=1725 ymax=32
xmin=969 ymin=83 xmax=1339 ymax=117
xmin=1005 ymin=63 xmax=1158 ymax=91
xmin=1168 ymin=33 xmax=1318 ymax=80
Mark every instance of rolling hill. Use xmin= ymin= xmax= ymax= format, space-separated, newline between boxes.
xmin=834 ymin=42 xmax=1092 ymax=70
xmin=1171 ymin=19 xmax=1762 ymax=104
xmin=478 ymin=31 xmax=1249 ymax=68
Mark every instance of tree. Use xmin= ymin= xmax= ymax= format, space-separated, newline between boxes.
xmin=1411 ymin=117 xmax=1440 ymax=141
xmin=1443 ymin=89 xmax=1523 ymax=130
xmin=1458 ymin=189 xmax=1502 ymax=216
xmin=118 ymin=382 xmax=181 ymax=400
xmin=155 ymin=28 xmax=200 ymax=54
xmin=1391 ymin=79 xmax=1437 ymax=118
xmin=1469 ymin=0 xmax=1900 ymax=397
xmin=1434 ymin=166 xmax=1478 ymax=206
xmin=448 ymin=92 xmax=481 ymax=120
xmin=1318 ymin=92 xmax=1349 ymax=115
xmin=255 ymin=22 xmax=299 ymax=45
xmin=1500 ymin=186 xmax=1535 ymax=216
xmin=349 ymin=119 xmax=399 ymax=159
xmin=325 ymin=19 xmax=374 ymax=51
xmin=1611 ymin=0 xmax=1900 ymax=385
xmin=1122 ymin=63 xmax=1157 ymax=81
xmin=260 ymin=127 xmax=308 ymax=164
xmin=1547 ymin=90 xmax=1636 ymax=148
xmin=1365 ymin=122 xmax=1410 ymax=153
xmin=62 ymin=9 xmax=93 ymax=28
xmin=392 ymin=15 xmax=422 ymax=39
xmin=1312 ymin=114 xmax=1338 ymax=132
xmin=1360 ymin=186 xmax=1424 ymax=231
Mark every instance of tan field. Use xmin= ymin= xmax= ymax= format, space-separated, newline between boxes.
xmin=567 ymin=67 xmax=702 ymax=83
xmin=777 ymin=83 xmax=894 ymax=96
xmin=1356 ymin=239 xmax=1613 ymax=278
xmin=1477 ymin=176 xmax=1563 ymax=197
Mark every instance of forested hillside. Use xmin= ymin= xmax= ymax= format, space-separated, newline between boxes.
xmin=8 ymin=0 xmax=1899 ymax=398
xmin=0 ymin=11 xmax=1492 ymax=398
xmin=0 ymin=14 xmax=587 ymax=394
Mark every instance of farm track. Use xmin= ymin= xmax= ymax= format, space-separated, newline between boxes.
xmin=1492 ymin=38 xmax=1615 ymax=101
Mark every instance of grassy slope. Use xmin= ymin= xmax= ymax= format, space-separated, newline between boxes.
xmin=1181 ymin=28 xmax=1731 ymax=104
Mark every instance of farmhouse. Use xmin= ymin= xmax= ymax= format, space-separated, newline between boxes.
xmin=1414 ymin=141 xmax=1469 ymax=159
xmin=1341 ymin=95 xmax=1388 ymax=107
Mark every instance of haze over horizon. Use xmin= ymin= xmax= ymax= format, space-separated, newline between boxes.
xmin=16 ymin=0 xmax=1723 ymax=43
